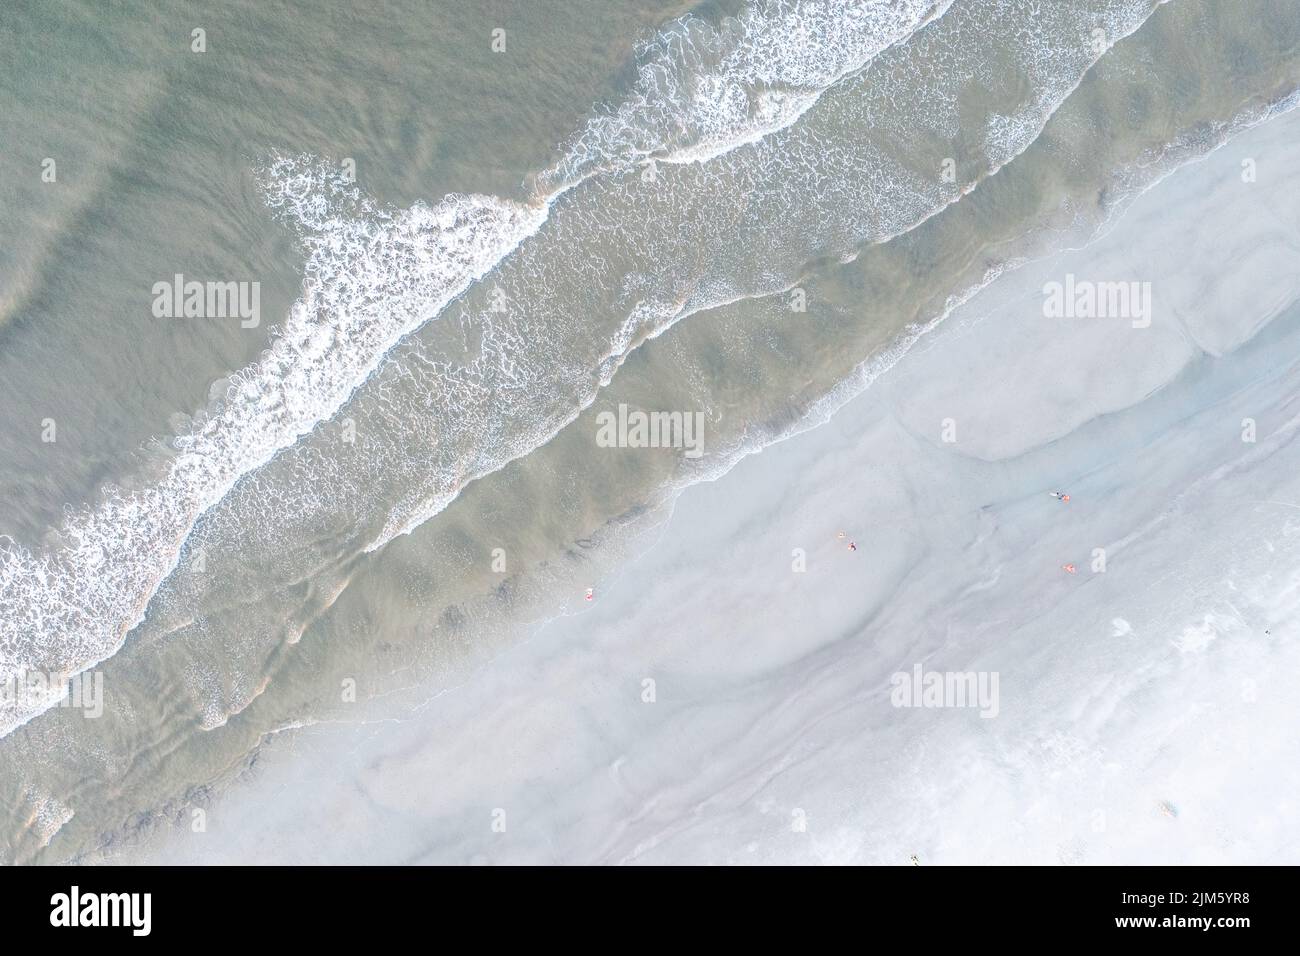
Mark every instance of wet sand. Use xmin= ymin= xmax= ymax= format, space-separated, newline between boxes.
xmin=116 ymin=102 xmax=1300 ymax=865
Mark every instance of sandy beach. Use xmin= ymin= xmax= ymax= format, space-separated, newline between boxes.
xmin=113 ymin=98 xmax=1300 ymax=866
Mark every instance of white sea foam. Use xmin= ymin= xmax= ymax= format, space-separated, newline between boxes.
xmin=371 ymin=0 xmax=1168 ymax=549
xmin=381 ymin=28 xmax=1300 ymax=626
xmin=538 ymin=0 xmax=955 ymax=192
xmin=0 ymin=0 xmax=1174 ymax=737
xmin=0 ymin=157 xmax=547 ymax=737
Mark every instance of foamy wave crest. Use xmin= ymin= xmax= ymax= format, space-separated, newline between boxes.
xmin=0 ymin=156 xmax=547 ymax=737
xmin=363 ymin=0 xmax=1168 ymax=551
xmin=538 ymin=0 xmax=954 ymax=192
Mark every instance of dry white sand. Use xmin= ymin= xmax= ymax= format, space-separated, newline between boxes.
xmin=123 ymin=105 xmax=1300 ymax=866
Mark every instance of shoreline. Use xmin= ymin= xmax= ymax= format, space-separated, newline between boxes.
xmin=105 ymin=99 xmax=1300 ymax=866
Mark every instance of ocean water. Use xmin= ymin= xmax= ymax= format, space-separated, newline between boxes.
xmin=1 ymin=0 xmax=1298 ymax=862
